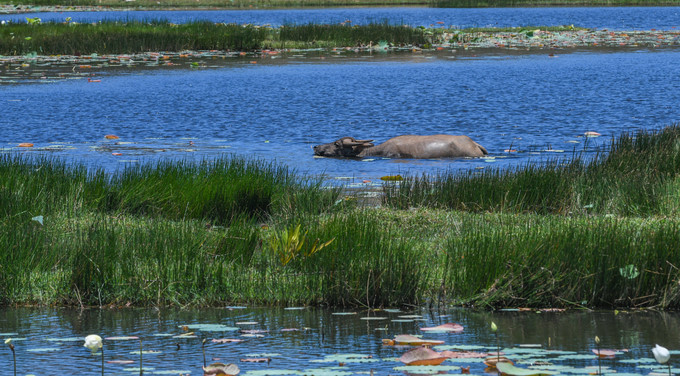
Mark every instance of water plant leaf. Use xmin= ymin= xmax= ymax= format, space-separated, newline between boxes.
xmin=420 ymin=323 xmax=464 ymax=332
xmin=212 ymin=339 xmax=244 ymax=343
xmin=360 ymin=317 xmax=387 ymax=320
xmin=236 ymin=321 xmax=259 ymax=325
xmin=203 ymin=362 xmax=240 ymax=376
xmin=331 ymin=312 xmax=356 ymax=316
xmin=393 ymin=365 xmax=461 ymax=372
xmin=619 ymin=264 xmax=640 ymax=279
xmin=311 ymin=354 xmax=378 ymax=363
xmin=496 ymin=361 xmax=556 ymax=376
xmin=380 ymin=175 xmax=403 ymax=181
xmin=107 ymin=359 xmax=135 ymax=364
xmin=27 ymin=347 xmax=60 ymax=352
xmin=440 ymin=351 xmax=490 ymax=359
xmin=591 ymin=349 xmax=620 ymax=357
xmin=399 ymin=346 xmax=449 ymax=366
xmin=388 ymin=334 xmax=445 ymax=346
xmin=179 ymin=324 xmax=239 ymax=332
xmin=105 ymin=336 xmax=140 ymax=340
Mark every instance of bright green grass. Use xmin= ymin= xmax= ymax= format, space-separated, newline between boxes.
xmin=3 ymin=126 xmax=680 ymax=308
xmin=384 ymin=125 xmax=680 ymax=217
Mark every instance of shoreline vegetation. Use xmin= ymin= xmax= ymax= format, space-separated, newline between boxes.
xmin=1 ymin=21 xmax=678 ymax=58
xmin=1 ymin=0 xmax=680 ymax=11
xmin=3 ymin=125 xmax=680 ymax=309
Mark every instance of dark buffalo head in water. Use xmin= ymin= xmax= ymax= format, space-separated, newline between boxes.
xmin=313 ymin=137 xmax=374 ymax=158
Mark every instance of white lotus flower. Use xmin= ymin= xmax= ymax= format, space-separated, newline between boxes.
xmin=652 ymin=344 xmax=670 ymax=364
xmin=84 ymin=334 xmax=103 ymax=353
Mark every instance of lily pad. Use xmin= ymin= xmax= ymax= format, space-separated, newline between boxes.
xmin=400 ymin=346 xmax=449 ymax=366
xmin=27 ymin=347 xmax=61 ymax=352
xmin=393 ymin=365 xmax=461 ymax=373
xmin=179 ymin=324 xmax=239 ymax=332
xmin=496 ymin=361 xmax=556 ymax=376
xmin=420 ymin=323 xmax=463 ymax=332
xmin=311 ymin=354 xmax=379 ymax=363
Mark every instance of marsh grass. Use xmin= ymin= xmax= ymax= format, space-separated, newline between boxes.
xmin=442 ymin=214 xmax=680 ymax=308
xmin=4 ymin=126 xmax=680 ymax=308
xmin=0 ymin=21 xmax=583 ymax=55
xmin=385 ymin=125 xmax=680 ymax=217
xmin=0 ymin=20 xmax=268 ymax=55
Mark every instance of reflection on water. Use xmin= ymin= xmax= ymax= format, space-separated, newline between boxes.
xmin=0 ymin=307 xmax=679 ymax=375
xmin=2 ymin=50 xmax=679 ymax=183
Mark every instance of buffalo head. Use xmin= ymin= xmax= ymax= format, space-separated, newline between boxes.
xmin=313 ymin=137 xmax=374 ymax=158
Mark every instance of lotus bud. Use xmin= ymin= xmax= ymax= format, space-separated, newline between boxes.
xmin=595 ymin=336 xmax=600 ymax=345
xmin=490 ymin=322 xmax=498 ymax=332
xmin=653 ymin=344 xmax=671 ymax=364
xmin=84 ymin=334 xmax=103 ymax=353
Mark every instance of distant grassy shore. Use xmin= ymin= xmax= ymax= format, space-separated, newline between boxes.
xmin=2 ymin=0 xmax=680 ymax=11
xmin=3 ymin=125 xmax=680 ymax=309
xmin=1 ymin=21 xmax=678 ymax=57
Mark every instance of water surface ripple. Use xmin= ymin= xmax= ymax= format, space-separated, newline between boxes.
xmin=2 ymin=50 xmax=679 ymax=182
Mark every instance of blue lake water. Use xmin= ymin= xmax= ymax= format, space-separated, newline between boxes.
xmin=0 ymin=307 xmax=678 ymax=375
xmin=2 ymin=49 xmax=680 ymax=183
xmin=2 ymin=6 xmax=680 ymax=30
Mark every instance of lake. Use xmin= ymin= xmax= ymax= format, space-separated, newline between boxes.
xmin=2 ymin=49 xmax=679 ymax=183
xmin=0 ymin=306 xmax=677 ymax=375
xmin=2 ymin=6 xmax=680 ymax=30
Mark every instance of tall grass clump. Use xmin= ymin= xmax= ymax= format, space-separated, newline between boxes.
xmin=442 ymin=214 xmax=680 ymax=309
xmin=279 ymin=22 xmax=428 ymax=47
xmin=0 ymin=154 xmax=340 ymax=224
xmin=385 ymin=124 xmax=680 ymax=217
xmin=0 ymin=20 xmax=267 ymax=55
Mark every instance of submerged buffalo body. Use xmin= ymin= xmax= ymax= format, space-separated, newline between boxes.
xmin=313 ymin=135 xmax=488 ymax=159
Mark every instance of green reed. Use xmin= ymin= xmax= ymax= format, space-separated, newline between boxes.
xmin=0 ymin=20 xmax=268 ymax=55
xmin=0 ymin=154 xmax=339 ymax=225
xmin=5 ymin=126 xmax=680 ymax=308
xmin=277 ymin=22 xmax=428 ymax=47
xmin=441 ymin=213 xmax=680 ymax=308
xmin=385 ymin=125 xmax=680 ymax=217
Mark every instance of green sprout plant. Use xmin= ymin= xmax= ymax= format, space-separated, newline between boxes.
xmin=268 ymin=224 xmax=334 ymax=266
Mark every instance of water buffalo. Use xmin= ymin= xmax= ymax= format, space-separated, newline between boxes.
xmin=313 ymin=135 xmax=488 ymax=159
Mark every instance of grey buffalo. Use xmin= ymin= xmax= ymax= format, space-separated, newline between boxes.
xmin=313 ymin=135 xmax=488 ymax=159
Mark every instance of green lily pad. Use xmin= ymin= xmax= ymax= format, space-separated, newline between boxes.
xmin=27 ymin=347 xmax=60 ymax=352
xmin=311 ymin=354 xmax=379 ymax=363
xmin=179 ymin=324 xmax=239 ymax=332
xmin=46 ymin=337 xmax=84 ymax=342
xmin=244 ymin=370 xmax=300 ymax=376
xmin=393 ymin=365 xmax=461 ymax=373
xmin=497 ymin=361 xmax=556 ymax=376
xmin=331 ymin=312 xmax=356 ymax=316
